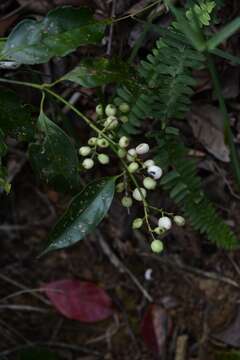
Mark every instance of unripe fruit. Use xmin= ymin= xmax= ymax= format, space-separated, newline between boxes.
xmin=121 ymin=196 xmax=133 ymax=208
xmin=143 ymin=159 xmax=155 ymax=168
xmin=153 ymin=227 xmax=165 ymax=235
xmin=127 ymin=148 xmax=137 ymax=161
xmin=104 ymin=116 xmax=118 ymax=129
xmin=148 ymin=165 xmax=163 ymax=180
xmin=82 ymin=158 xmax=94 ymax=170
xmin=132 ymin=218 xmax=143 ymax=229
xmin=119 ymin=136 xmax=129 ymax=148
xmin=96 ymin=104 xmax=103 ymax=116
xmin=116 ymin=182 xmax=125 ymax=193
xmin=132 ymin=187 xmax=147 ymax=201
xmin=105 ymin=104 xmax=117 ymax=117
xmin=88 ymin=137 xmax=98 ymax=146
xmin=120 ymin=115 xmax=128 ymax=123
xmin=97 ymin=138 xmax=109 ymax=148
xmin=79 ymin=146 xmax=91 ymax=156
xmin=174 ymin=215 xmax=185 ymax=226
xmin=136 ymin=143 xmax=150 ymax=155
xmin=151 ymin=240 xmax=164 ymax=253
xmin=128 ymin=162 xmax=139 ymax=173
xmin=98 ymin=153 xmax=110 ymax=165
xmin=143 ymin=177 xmax=157 ymax=190
xmin=158 ymin=216 xmax=172 ymax=230
xmin=118 ymin=148 xmax=127 ymax=158
xmin=119 ymin=102 xmax=130 ymax=113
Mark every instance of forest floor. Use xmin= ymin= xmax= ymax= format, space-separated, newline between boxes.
xmin=1 ymin=0 xmax=240 ymax=359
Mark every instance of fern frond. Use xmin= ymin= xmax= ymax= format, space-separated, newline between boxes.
xmin=156 ymin=131 xmax=238 ymax=249
xmin=115 ymin=28 xmax=204 ymax=134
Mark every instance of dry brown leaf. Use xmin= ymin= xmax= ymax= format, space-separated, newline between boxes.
xmin=187 ymin=104 xmax=230 ymax=162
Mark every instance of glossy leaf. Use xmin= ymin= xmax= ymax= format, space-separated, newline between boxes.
xmin=19 ymin=348 xmax=58 ymax=360
xmin=141 ymin=304 xmax=173 ymax=354
xmin=43 ymin=279 xmax=113 ymax=322
xmin=41 ymin=177 xmax=115 ymax=254
xmin=29 ymin=112 xmax=79 ymax=193
xmin=2 ymin=7 xmax=107 ymax=64
xmin=0 ymin=89 xmax=34 ymax=140
xmin=63 ymin=58 xmax=133 ymax=88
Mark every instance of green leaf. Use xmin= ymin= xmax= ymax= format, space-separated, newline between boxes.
xmin=41 ymin=177 xmax=115 ymax=255
xmin=63 ymin=58 xmax=133 ymax=88
xmin=19 ymin=348 xmax=58 ymax=360
xmin=2 ymin=7 xmax=107 ymax=64
xmin=0 ymin=89 xmax=34 ymax=140
xmin=208 ymin=17 xmax=240 ymax=50
xmin=29 ymin=112 xmax=79 ymax=193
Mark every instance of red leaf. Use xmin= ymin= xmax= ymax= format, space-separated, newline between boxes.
xmin=43 ymin=279 xmax=113 ymax=322
xmin=141 ymin=304 xmax=173 ymax=354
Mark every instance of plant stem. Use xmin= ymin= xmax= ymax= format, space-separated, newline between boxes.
xmin=207 ymin=54 xmax=240 ymax=189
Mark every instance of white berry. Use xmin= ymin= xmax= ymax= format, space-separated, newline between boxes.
xmin=174 ymin=215 xmax=186 ymax=226
xmin=82 ymin=158 xmax=94 ymax=170
xmin=136 ymin=143 xmax=149 ymax=155
xmin=119 ymin=136 xmax=129 ymax=148
xmin=98 ymin=153 xmax=109 ymax=165
xmin=132 ymin=187 xmax=147 ymax=201
xmin=104 ymin=116 xmax=118 ymax=129
xmin=143 ymin=177 xmax=157 ymax=190
xmin=158 ymin=216 xmax=172 ymax=230
xmin=105 ymin=104 xmax=117 ymax=117
xmin=151 ymin=240 xmax=164 ymax=253
xmin=148 ymin=165 xmax=163 ymax=180
xmin=79 ymin=146 xmax=91 ymax=157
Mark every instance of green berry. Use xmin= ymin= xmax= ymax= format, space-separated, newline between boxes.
xmin=132 ymin=218 xmax=143 ymax=229
xmin=104 ymin=116 xmax=118 ymax=130
xmin=98 ymin=153 xmax=110 ymax=165
xmin=82 ymin=158 xmax=94 ymax=170
xmin=97 ymin=138 xmax=109 ymax=148
xmin=96 ymin=104 xmax=103 ymax=116
xmin=121 ymin=196 xmax=133 ymax=208
xmin=119 ymin=102 xmax=130 ymax=113
xmin=119 ymin=116 xmax=128 ymax=123
xmin=151 ymin=240 xmax=164 ymax=253
xmin=132 ymin=187 xmax=146 ymax=201
xmin=128 ymin=162 xmax=139 ymax=173
xmin=79 ymin=146 xmax=91 ymax=156
xmin=116 ymin=182 xmax=125 ymax=193
xmin=143 ymin=159 xmax=155 ymax=168
xmin=143 ymin=177 xmax=157 ymax=190
xmin=88 ymin=137 xmax=98 ymax=146
xmin=105 ymin=104 xmax=117 ymax=117
xmin=174 ymin=215 xmax=185 ymax=226
xmin=153 ymin=227 xmax=165 ymax=235
xmin=118 ymin=148 xmax=127 ymax=158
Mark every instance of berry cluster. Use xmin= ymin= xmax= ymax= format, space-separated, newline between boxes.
xmin=78 ymin=103 xmax=186 ymax=254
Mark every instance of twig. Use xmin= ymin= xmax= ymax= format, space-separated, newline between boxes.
xmin=106 ymin=0 xmax=116 ymax=56
xmin=0 ymin=342 xmax=102 ymax=357
xmin=175 ymin=335 xmax=188 ymax=360
xmin=96 ymin=230 xmax=153 ymax=302
xmin=141 ymin=253 xmax=240 ymax=289
xmin=0 ymin=304 xmax=49 ymax=313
